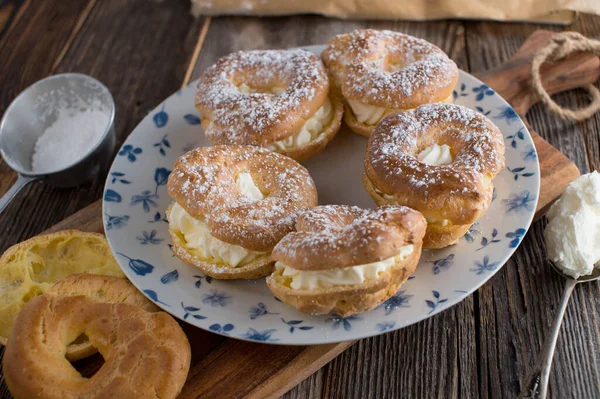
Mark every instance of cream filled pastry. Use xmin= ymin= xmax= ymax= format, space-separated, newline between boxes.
xmin=276 ymin=245 xmax=414 ymax=290
xmin=167 ymin=145 xmax=318 ymax=280
xmin=364 ymin=103 xmax=505 ymax=249
xmin=196 ymin=49 xmax=344 ymax=161
xmin=417 ymin=143 xmax=453 ymax=165
xmin=267 ymin=205 xmax=426 ymax=316
xmin=322 ymin=29 xmax=459 ymax=137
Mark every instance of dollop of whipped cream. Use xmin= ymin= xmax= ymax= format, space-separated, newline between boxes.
xmin=275 ymin=245 xmax=414 ymax=290
xmin=236 ymin=83 xmax=333 ymax=151
xmin=169 ymin=203 xmax=265 ymax=267
xmin=236 ymin=172 xmax=264 ymax=201
xmin=169 ymin=173 xmax=265 ymax=267
xmin=417 ymin=144 xmax=453 ymax=166
xmin=544 ymin=171 xmax=600 ymax=279
xmin=347 ymin=94 xmax=454 ymax=126
xmin=267 ymin=97 xmax=333 ymax=151
xmin=347 ymin=99 xmax=390 ymax=125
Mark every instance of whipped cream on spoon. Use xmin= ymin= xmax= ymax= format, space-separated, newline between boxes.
xmin=522 ymin=172 xmax=600 ymax=399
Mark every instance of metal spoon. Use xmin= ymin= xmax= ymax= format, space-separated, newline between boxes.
xmin=521 ymin=261 xmax=600 ymax=399
xmin=0 ymin=73 xmax=116 ymax=213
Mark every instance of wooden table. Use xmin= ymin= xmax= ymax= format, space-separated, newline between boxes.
xmin=1 ymin=2 xmax=599 ymax=398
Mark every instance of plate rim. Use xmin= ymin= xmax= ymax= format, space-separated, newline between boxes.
xmin=102 ymin=47 xmax=541 ymax=345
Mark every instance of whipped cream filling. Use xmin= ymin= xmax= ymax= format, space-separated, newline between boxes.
xmin=544 ymin=171 xmax=600 ymax=279
xmin=275 ymin=245 xmax=414 ymax=290
xmin=347 ymin=94 xmax=454 ymax=126
xmin=168 ymin=173 xmax=266 ymax=267
xmin=236 ymin=83 xmax=333 ymax=151
xmin=267 ymin=97 xmax=333 ymax=151
xmin=417 ymin=144 xmax=453 ymax=165
xmin=236 ymin=172 xmax=264 ymax=201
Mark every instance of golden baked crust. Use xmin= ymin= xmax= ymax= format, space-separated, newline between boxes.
xmin=363 ymin=175 xmax=470 ymax=248
xmin=322 ymin=29 xmax=458 ymax=136
xmin=168 ymin=145 xmax=318 ymax=252
xmin=267 ymin=249 xmax=421 ymax=316
xmin=196 ymin=49 xmax=343 ymax=160
xmin=47 ymin=274 xmax=159 ymax=361
xmin=364 ymin=103 xmax=506 ymax=248
xmin=267 ymin=205 xmax=426 ymax=316
xmin=3 ymin=294 xmax=190 ymax=399
xmin=273 ymin=205 xmax=426 ymax=269
xmin=322 ymin=29 xmax=458 ymax=109
xmin=168 ymin=221 xmax=274 ymax=279
xmin=0 ymin=230 xmax=123 ymax=348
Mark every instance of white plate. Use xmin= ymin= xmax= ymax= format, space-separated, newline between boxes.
xmin=103 ymin=45 xmax=540 ymax=345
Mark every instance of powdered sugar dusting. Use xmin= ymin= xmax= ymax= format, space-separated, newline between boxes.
xmin=273 ymin=205 xmax=425 ymax=269
xmin=196 ymin=49 xmax=329 ymax=145
xmin=322 ymin=29 xmax=458 ymax=108
xmin=168 ymin=145 xmax=318 ymax=251
xmin=367 ymin=103 xmax=505 ymax=199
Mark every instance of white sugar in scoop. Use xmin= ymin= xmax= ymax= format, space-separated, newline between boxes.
xmin=31 ymin=107 xmax=109 ymax=173
xmin=0 ymin=73 xmax=116 ymax=214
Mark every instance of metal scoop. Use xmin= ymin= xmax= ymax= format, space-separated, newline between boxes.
xmin=521 ymin=260 xmax=600 ymax=398
xmin=0 ymin=73 xmax=116 ymax=213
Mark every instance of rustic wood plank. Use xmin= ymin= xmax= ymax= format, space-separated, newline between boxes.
xmin=0 ymin=1 xmax=18 ymax=37
xmin=190 ymin=16 xmax=475 ymax=399
xmin=0 ymin=5 xmax=98 ymax=392
xmin=2 ymin=8 xmax=600 ymax=399
xmin=464 ymin=17 xmax=600 ymax=399
xmin=0 ymin=1 xmax=205 ymax=397
xmin=575 ymin=14 xmax=600 ymax=172
xmin=283 ymin=370 xmax=324 ymax=399
xmin=0 ymin=0 xmax=204 ymax=254
xmin=189 ymin=16 xmax=468 ymax=80
xmin=0 ymin=0 xmax=93 ymax=239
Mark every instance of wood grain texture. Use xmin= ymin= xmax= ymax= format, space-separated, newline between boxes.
xmin=0 ymin=0 xmax=204 ymax=397
xmin=1 ymin=6 xmax=600 ymax=399
xmin=0 ymin=0 xmax=93 ymax=237
xmin=190 ymin=16 xmax=478 ymax=399
xmin=575 ymin=15 xmax=600 ymax=173
xmin=0 ymin=1 xmax=20 ymax=39
xmin=464 ymin=16 xmax=600 ymax=399
xmin=473 ymin=29 xmax=589 ymax=216
xmin=0 ymin=0 xmax=204 ymax=254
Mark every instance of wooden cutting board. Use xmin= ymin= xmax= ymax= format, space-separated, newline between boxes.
xmin=19 ymin=30 xmax=597 ymax=398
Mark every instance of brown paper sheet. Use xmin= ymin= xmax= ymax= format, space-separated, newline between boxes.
xmin=191 ymin=0 xmax=600 ymax=24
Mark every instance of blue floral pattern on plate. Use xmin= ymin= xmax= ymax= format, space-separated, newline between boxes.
xmin=102 ymin=45 xmax=540 ymax=345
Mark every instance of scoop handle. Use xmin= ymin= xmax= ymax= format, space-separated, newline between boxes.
xmin=520 ymin=278 xmax=578 ymax=399
xmin=0 ymin=174 xmax=38 ymax=213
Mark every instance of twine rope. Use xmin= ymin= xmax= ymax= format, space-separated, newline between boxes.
xmin=531 ymin=31 xmax=600 ymax=121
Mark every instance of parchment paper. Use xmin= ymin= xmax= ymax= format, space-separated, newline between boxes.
xmin=191 ymin=0 xmax=600 ymax=25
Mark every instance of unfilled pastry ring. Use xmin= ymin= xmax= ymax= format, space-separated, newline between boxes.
xmin=0 ymin=230 xmax=123 ymax=352
xmin=196 ymin=49 xmax=344 ymax=161
xmin=267 ymin=205 xmax=426 ymax=316
xmin=167 ymin=145 xmax=318 ymax=279
xmin=48 ymin=274 xmax=159 ymax=361
xmin=322 ymin=29 xmax=459 ymax=136
xmin=364 ymin=103 xmax=506 ymax=248
xmin=3 ymin=294 xmax=190 ymax=399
